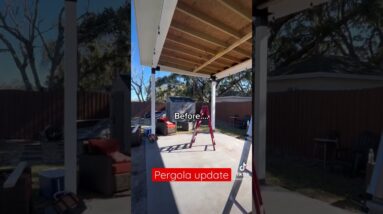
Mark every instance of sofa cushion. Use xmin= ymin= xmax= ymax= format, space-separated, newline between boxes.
xmin=108 ymin=151 xmax=131 ymax=163
xmin=88 ymin=139 xmax=120 ymax=154
xmin=112 ymin=162 xmax=131 ymax=174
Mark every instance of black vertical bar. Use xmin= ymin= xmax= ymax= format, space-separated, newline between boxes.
xmin=252 ymin=1 xmax=256 ymax=210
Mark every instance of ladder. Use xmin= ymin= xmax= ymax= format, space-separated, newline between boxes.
xmin=223 ymin=118 xmax=265 ymax=214
xmin=190 ymin=105 xmax=216 ymax=150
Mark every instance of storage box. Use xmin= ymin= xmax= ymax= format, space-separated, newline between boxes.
xmin=177 ymin=121 xmax=194 ymax=131
xmin=156 ymin=119 xmax=176 ymax=136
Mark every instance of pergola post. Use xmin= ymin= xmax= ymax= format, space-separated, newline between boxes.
xmin=253 ymin=10 xmax=270 ymax=181
xmin=211 ymin=77 xmax=216 ymax=130
xmin=151 ymin=68 xmax=156 ymax=134
xmin=64 ymin=0 xmax=77 ymax=193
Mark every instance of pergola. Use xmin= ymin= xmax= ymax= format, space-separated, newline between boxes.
xmin=62 ymin=0 xmax=328 ymax=198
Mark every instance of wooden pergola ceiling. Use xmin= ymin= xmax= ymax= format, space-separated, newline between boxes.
xmin=158 ymin=0 xmax=252 ymax=76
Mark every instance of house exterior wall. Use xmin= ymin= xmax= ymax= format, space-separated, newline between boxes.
xmin=268 ymin=77 xmax=383 ymax=92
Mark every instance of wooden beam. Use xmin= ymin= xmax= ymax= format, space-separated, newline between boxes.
xmin=162 ymin=47 xmax=230 ymax=67
xmin=160 ymin=60 xmax=216 ymax=74
xmin=166 ymin=37 xmax=241 ymax=63
xmin=217 ymin=0 xmax=252 ymax=22
xmin=193 ymin=32 xmax=252 ymax=73
xmin=171 ymin=22 xmax=226 ymax=47
xmin=152 ymin=0 xmax=178 ymax=67
xmin=161 ymin=53 xmax=225 ymax=70
xmin=159 ymin=65 xmax=211 ymax=78
xmin=216 ymin=59 xmax=252 ymax=79
xmin=176 ymin=2 xmax=242 ymax=39
xmin=161 ymin=58 xmax=218 ymax=73
xmin=170 ymin=22 xmax=249 ymax=57
xmin=162 ymin=47 xmax=210 ymax=61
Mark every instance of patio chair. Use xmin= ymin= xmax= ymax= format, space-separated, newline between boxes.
xmin=79 ymin=139 xmax=131 ymax=196
xmin=335 ymin=131 xmax=380 ymax=177
xmin=313 ymin=130 xmax=340 ymax=169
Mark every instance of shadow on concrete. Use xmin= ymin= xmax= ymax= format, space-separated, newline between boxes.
xmin=159 ymin=143 xmax=215 ymax=153
xmin=146 ymin=139 xmax=179 ymax=214
xmin=131 ymin=141 xmax=147 ymax=214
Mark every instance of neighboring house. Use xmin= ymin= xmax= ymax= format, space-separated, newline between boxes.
xmin=268 ymin=56 xmax=383 ymax=92
xmin=216 ymin=96 xmax=251 ymax=103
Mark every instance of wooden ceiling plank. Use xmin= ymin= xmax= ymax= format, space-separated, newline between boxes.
xmin=170 ymin=22 xmax=249 ymax=57
xmin=171 ymin=22 xmax=226 ymax=47
xmin=158 ymin=64 xmax=211 ymax=78
xmin=166 ymin=37 xmax=240 ymax=63
xmin=176 ymin=2 xmax=242 ymax=39
xmin=217 ymin=0 xmax=252 ymax=22
xmin=161 ymin=55 xmax=198 ymax=67
xmin=160 ymin=57 xmax=218 ymax=73
xmin=193 ymin=31 xmax=252 ymax=73
xmin=161 ymin=57 xmax=218 ymax=73
xmin=162 ymin=46 xmax=232 ymax=67
xmin=160 ymin=59 xmax=193 ymax=71
xmin=162 ymin=52 xmax=225 ymax=70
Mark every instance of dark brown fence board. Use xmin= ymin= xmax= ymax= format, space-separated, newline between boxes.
xmin=0 ymin=90 xmax=110 ymax=139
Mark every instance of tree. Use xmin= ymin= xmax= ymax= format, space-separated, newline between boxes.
xmin=0 ymin=0 xmax=64 ymax=91
xmin=268 ymin=0 xmax=383 ymax=69
xmin=50 ymin=3 xmax=131 ymax=91
xmin=131 ymin=68 xmax=148 ymax=102
xmin=1 ymin=0 xmax=131 ymax=91
xmin=153 ymin=70 xmax=252 ymax=102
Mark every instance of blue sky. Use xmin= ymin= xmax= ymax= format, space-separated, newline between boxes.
xmin=1 ymin=0 xmax=172 ymax=97
xmin=0 ymin=0 xmax=125 ymax=87
xmin=131 ymin=0 xmax=171 ymax=101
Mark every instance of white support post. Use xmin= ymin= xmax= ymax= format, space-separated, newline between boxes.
xmin=211 ymin=78 xmax=216 ymax=130
xmin=151 ymin=68 xmax=156 ymax=134
xmin=253 ymin=15 xmax=270 ymax=181
xmin=64 ymin=0 xmax=77 ymax=193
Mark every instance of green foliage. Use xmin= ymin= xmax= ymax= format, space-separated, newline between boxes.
xmin=269 ymin=0 xmax=383 ymax=69
xmin=51 ymin=3 xmax=131 ymax=91
xmin=154 ymin=70 xmax=252 ymax=102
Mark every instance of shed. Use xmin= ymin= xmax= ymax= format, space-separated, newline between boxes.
xmin=166 ymin=96 xmax=196 ymax=122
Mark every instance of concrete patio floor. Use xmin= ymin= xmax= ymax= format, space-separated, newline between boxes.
xmin=262 ymin=186 xmax=356 ymax=214
xmin=83 ymin=191 xmax=131 ymax=214
xmin=145 ymin=132 xmax=356 ymax=214
xmin=146 ymin=132 xmax=253 ymax=214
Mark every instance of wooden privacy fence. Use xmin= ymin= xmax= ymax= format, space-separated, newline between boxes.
xmin=267 ymin=88 xmax=383 ymax=157
xmin=5 ymin=87 xmax=382 ymax=156
xmin=0 ymin=90 xmax=110 ymax=139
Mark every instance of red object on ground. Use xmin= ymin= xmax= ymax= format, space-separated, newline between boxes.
xmin=165 ymin=122 xmax=176 ymax=128
xmin=190 ymin=105 xmax=216 ymax=150
xmin=88 ymin=138 xmax=131 ymax=164
xmin=158 ymin=117 xmax=176 ymax=128
xmin=88 ymin=139 xmax=120 ymax=154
